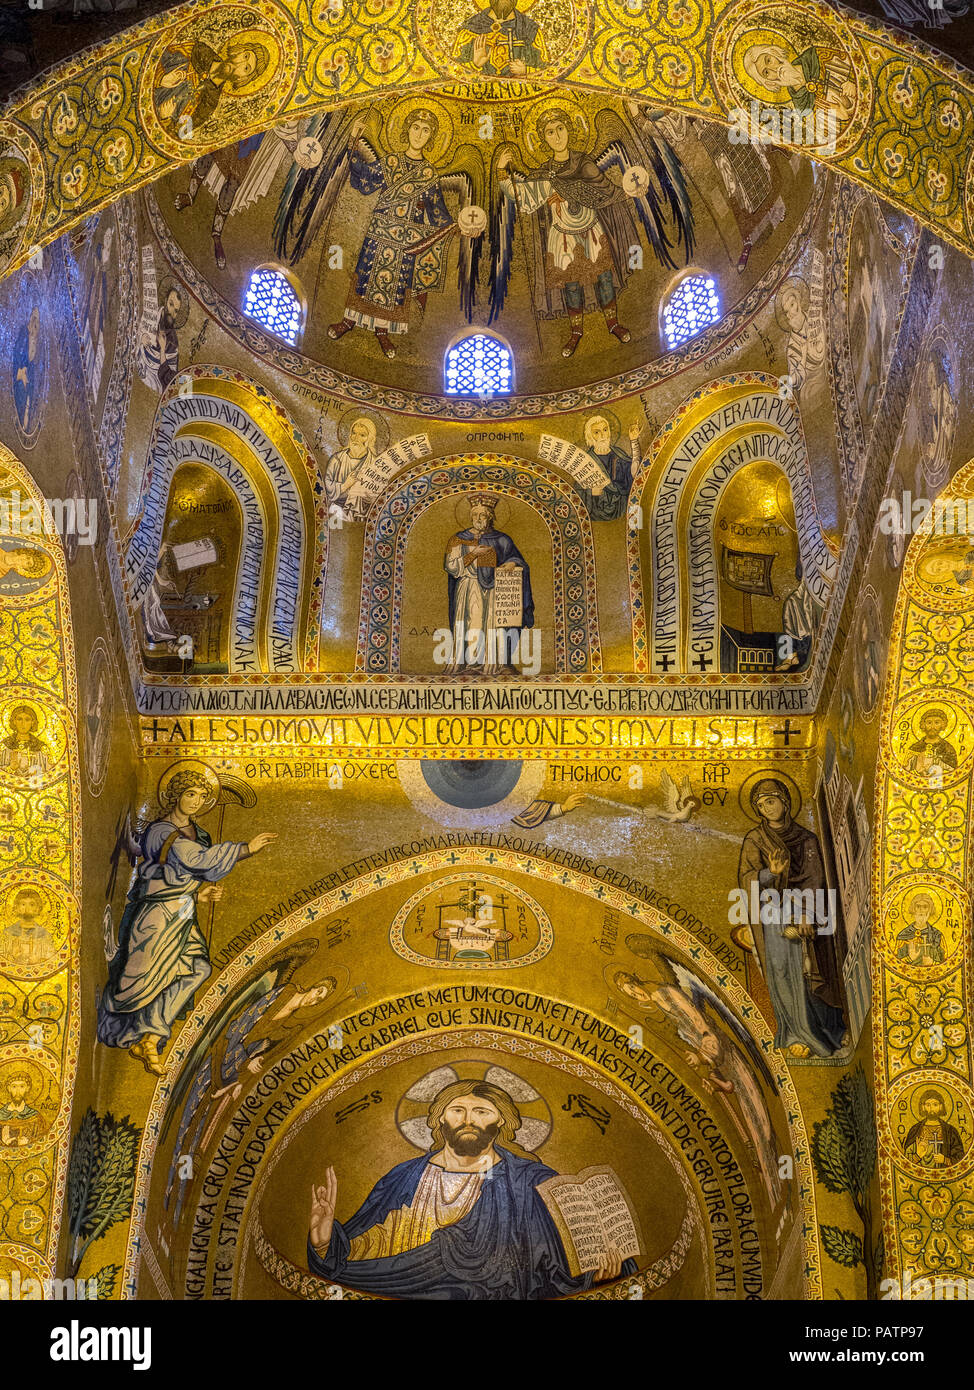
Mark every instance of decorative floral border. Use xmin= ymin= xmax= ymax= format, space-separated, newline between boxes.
xmin=873 ymin=459 xmax=974 ymax=1291
xmin=0 ymin=0 xmax=969 ymax=282
xmin=0 ymin=448 xmax=81 ymax=1282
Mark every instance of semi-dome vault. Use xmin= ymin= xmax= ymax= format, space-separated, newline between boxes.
xmin=0 ymin=0 xmax=971 ymax=1328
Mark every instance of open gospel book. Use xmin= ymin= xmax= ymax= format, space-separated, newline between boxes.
xmin=537 ymin=1165 xmax=642 ymax=1277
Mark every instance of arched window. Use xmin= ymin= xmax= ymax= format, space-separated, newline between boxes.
xmin=661 ymin=273 xmax=721 ymax=350
xmin=444 ymin=332 xmax=513 ymax=396
xmin=243 ymin=265 xmax=304 ymax=346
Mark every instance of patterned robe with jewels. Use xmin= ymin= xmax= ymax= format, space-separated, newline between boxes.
xmin=342 ymin=148 xmax=455 ymax=336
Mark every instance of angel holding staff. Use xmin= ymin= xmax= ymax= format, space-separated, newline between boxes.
xmin=489 ymin=103 xmax=695 ymax=358
xmin=97 ymin=761 xmax=276 ymax=1076
xmin=273 ymin=99 xmax=487 ymax=359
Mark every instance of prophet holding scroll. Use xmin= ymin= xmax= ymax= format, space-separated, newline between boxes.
xmin=444 ymin=494 xmax=534 ymax=676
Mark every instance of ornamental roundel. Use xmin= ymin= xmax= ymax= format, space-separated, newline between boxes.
xmin=139 ymin=3 xmax=300 ymax=161
xmin=711 ymin=0 xmax=869 ymax=161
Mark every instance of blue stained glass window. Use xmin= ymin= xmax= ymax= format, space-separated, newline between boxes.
xmin=662 ymin=274 xmax=721 ymax=350
xmin=243 ymin=267 xmax=303 ymax=345
xmin=445 ymin=333 xmax=513 ymax=396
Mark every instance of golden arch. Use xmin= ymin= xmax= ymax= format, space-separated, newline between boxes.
xmin=125 ymin=368 xmax=329 ymax=675
xmin=627 ymin=372 xmax=834 ymax=673
xmin=0 ymin=0 xmax=973 ymax=283
xmin=120 ymin=843 xmax=820 ymax=1297
xmin=355 ymin=453 xmax=602 ymax=675
xmin=874 ymin=460 xmax=974 ymax=1290
xmin=0 ymin=445 xmax=81 ymax=1282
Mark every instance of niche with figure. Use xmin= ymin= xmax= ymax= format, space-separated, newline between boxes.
xmin=139 ymin=461 xmax=242 ymax=675
xmin=715 ymin=463 xmax=805 ymax=673
xmin=398 ymin=490 xmax=557 ymax=678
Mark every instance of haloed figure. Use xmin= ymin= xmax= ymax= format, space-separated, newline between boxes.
xmin=327 ymin=109 xmax=477 ymax=360
xmin=496 ymin=110 xmax=635 ymax=358
xmin=895 ymin=892 xmax=945 ymax=967
xmin=776 ymin=562 xmax=821 ymax=672
xmin=737 ymin=778 xmax=846 ymax=1058
xmin=154 ymin=34 xmax=273 ymax=138
xmin=323 ymin=416 xmax=377 ymax=518
xmin=97 ymin=768 xmax=276 ymax=1076
xmin=453 ymin=0 xmax=548 ymax=76
xmin=903 ymin=1090 xmax=964 ymax=1168
xmin=906 ymin=707 xmax=957 ymax=780
xmin=0 ymin=704 xmax=50 ymax=778
xmin=444 ymin=493 xmax=534 ymax=676
xmin=12 ymin=306 xmax=40 ymax=435
xmin=579 ymin=415 xmax=640 ymax=521
xmin=136 ymin=283 xmax=186 ymax=391
xmin=308 ymin=1079 xmax=634 ymax=1298
xmin=0 ymin=1072 xmax=45 ymax=1147
xmin=741 ymin=42 xmax=856 ymax=122
xmin=0 ymin=887 xmax=54 ymax=970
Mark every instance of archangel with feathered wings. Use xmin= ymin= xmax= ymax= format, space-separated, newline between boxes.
xmin=490 ymin=103 xmax=695 ymax=358
xmin=273 ymin=100 xmax=486 ymax=360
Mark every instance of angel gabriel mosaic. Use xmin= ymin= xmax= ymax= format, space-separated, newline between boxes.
xmin=2 ymin=0 xmax=974 ymax=1336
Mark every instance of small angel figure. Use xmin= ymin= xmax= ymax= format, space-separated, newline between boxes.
xmin=614 ymin=956 xmax=786 ymax=1213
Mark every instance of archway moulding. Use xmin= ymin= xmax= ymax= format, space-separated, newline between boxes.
xmin=0 ymin=0 xmax=971 ymax=285
xmin=116 ymin=842 xmax=821 ymax=1297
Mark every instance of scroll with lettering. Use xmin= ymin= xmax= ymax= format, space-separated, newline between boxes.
xmin=344 ymin=433 xmax=432 ymax=510
xmin=493 ymin=565 xmax=523 ymax=627
xmin=539 ymin=434 xmax=612 ymax=493
xmin=138 ymin=244 xmax=159 ymax=348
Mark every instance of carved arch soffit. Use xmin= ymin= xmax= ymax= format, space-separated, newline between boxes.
xmin=0 ymin=445 xmax=81 ymax=1282
xmin=0 ymin=0 xmax=972 ymax=284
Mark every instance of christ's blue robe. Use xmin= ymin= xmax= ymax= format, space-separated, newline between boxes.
xmin=307 ymin=1150 xmax=635 ymax=1299
xmin=446 ymin=527 xmax=535 ymax=630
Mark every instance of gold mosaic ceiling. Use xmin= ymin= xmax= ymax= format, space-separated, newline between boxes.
xmin=152 ymin=87 xmax=815 ymax=398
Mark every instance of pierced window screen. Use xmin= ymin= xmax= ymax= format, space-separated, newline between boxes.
xmin=243 ymin=268 xmax=303 ymax=345
xmin=445 ymin=333 xmax=513 ymax=395
xmin=662 ymin=275 xmax=721 ymax=349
